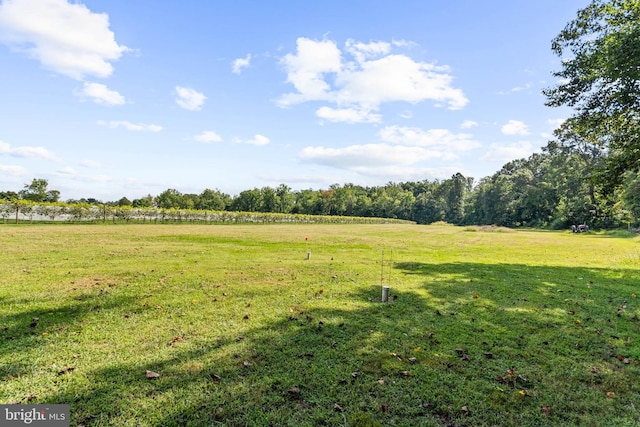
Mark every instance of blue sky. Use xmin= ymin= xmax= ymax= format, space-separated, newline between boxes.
xmin=0 ymin=0 xmax=590 ymax=201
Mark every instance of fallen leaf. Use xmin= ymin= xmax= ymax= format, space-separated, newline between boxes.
xmin=461 ymin=406 xmax=469 ymax=413
xmin=243 ymin=360 xmax=252 ymax=367
xmin=408 ymin=357 xmax=417 ymax=363
xmin=57 ymin=366 xmax=75 ymax=375
xmin=145 ymin=370 xmax=160 ymax=379
xmin=399 ymin=370 xmax=410 ymax=376
xmin=541 ymin=406 xmax=552 ymax=415
xmin=23 ymin=393 xmax=37 ymax=402
xmin=473 ymin=293 xmax=479 ymax=299
xmin=380 ymin=404 xmax=388 ymax=413
xmin=297 ymin=352 xmax=314 ymax=359
xmin=288 ymin=387 xmax=301 ymax=396
xmin=377 ymin=378 xmax=385 ymax=385
xmin=168 ymin=336 xmax=184 ymax=346
xmin=606 ymin=391 xmax=615 ymax=398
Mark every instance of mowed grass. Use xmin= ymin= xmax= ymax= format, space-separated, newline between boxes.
xmin=1 ymin=223 xmax=639 ymax=426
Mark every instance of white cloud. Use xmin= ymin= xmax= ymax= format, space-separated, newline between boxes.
xmin=232 ymin=54 xmax=251 ymax=74
xmin=278 ymin=38 xmax=342 ymax=106
xmin=353 ymin=165 xmax=462 ymax=181
xmin=298 ymin=123 xmax=481 ymax=179
xmin=0 ymin=0 xmax=129 ymax=80
xmin=80 ymin=159 xmax=101 ymax=168
xmin=299 ymin=143 xmax=452 ymax=169
xmin=0 ymin=141 xmax=60 ymax=161
xmin=461 ymin=120 xmax=478 ymax=129
xmin=78 ymin=82 xmax=125 ymax=106
xmin=501 ymin=120 xmax=530 ymax=136
xmin=97 ymin=120 xmax=162 ymax=132
xmin=175 ymin=86 xmax=206 ymax=111
xmin=511 ymin=82 xmax=533 ymax=92
xmin=0 ymin=164 xmax=27 ymax=176
xmin=316 ymin=106 xmax=381 ymax=124
xmin=195 ymin=131 xmax=222 ymax=143
xmin=278 ymin=37 xmax=468 ymax=122
xmin=481 ymin=141 xmax=534 ymax=162
xmin=55 ymin=166 xmax=76 ymax=176
xmin=378 ymin=125 xmax=480 ymax=151
xmin=246 ymin=134 xmax=270 ymax=146
xmin=345 ymin=39 xmax=391 ymax=63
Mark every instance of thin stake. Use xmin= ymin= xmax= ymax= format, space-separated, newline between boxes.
xmin=380 ymin=250 xmax=385 ymax=287
xmin=388 ymin=248 xmax=393 ymax=287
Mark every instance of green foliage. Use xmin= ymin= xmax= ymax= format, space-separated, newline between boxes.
xmin=544 ymin=0 xmax=640 ymax=191
xmin=19 ymin=178 xmax=59 ymax=202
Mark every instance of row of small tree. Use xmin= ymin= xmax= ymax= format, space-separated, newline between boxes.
xmin=2 ymin=141 xmax=639 ymax=228
xmin=0 ymin=198 xmax=413 ymax=225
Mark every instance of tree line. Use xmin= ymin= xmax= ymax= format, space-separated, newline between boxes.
xmin=2 ymin=138 xmax=639 ymax=229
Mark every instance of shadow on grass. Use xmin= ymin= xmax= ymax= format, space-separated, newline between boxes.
xmin=1 ymin=293 xmax=141 ymax=382
xmin=8 ymin=262 xmax=640 ymax=427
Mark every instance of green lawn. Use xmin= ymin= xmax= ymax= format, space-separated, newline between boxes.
xmin=1 ymin=223 xmax=639 ymax=426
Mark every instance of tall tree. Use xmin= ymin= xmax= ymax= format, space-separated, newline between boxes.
xmin=155 ymin=189 xmax=184 ymax=209
xmin=544 ymin=0 xmax=640 ymax=191
xmin=19 ymin=178 xmax=60 ymax=202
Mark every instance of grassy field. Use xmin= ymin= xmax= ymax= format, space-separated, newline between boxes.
xmin=1 ymin=223 xmax=639 ymax=426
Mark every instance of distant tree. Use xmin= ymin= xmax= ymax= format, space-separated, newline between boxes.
xmin=274 ymin=184 xmax=294 ymax=213
xmin=292 ymin=189 xmax=323 ymax=214
xmin=197 ymin=189 xmax=230 ymax=211
xmin=0 ymin=191 xmax=19 ymax=200
xmin=232 ymin=188 xmax=263 ymax=212
xmin=117 ymin=197 xmax=132 ymax=207
xmin=132 ymin=195 xmax=153 ymax=208
xmin=441 ymin=173 xmax=468 ymax=224
xmin=20 ymin=178 xmax=59 ymax=202
xmin=260 ymin=187 xmax=277 ymax=212
xmin=155 ymin=189 xmax=184 ymax=209
xmin=621 ymin=171 xmax=640 ymax=225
